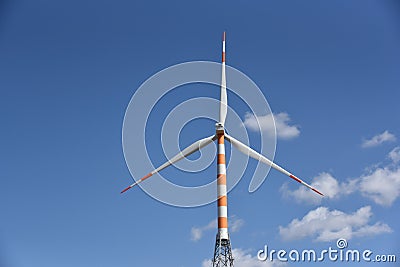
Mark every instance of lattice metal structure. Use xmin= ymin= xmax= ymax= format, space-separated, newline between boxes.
xmin=212 ymin=234 xmax=234 ymax=267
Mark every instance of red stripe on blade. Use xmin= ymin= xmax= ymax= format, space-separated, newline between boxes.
xmin=289 ymin=174 xmax=302 ymax=184
xmin=120 ymin=186 xmax=132 ymax=194
xmin=120 ymin=173 xmax=152 ymax=194
xmin=141 ymin=173 xmax=152 ymax=181
xmin=312 ymin=188 xmax=324 ymax=196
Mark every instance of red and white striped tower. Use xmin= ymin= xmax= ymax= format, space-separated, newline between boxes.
xmin=212 ymin=31 xmax=234 ymax=267
xmin=217 ymin=133 xmax=228 ymax=240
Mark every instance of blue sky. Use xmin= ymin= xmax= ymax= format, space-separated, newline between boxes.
xmin=1 ymin=1 xmax=399 ymax=266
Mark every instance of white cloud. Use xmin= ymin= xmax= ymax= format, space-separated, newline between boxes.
xmin=230 ymin=216 xmax=245 ymax=233
xmin=359 ymin=166 xmax=400 ymax=206
xmin=279 ymin=206 xmax=392 ymax=242
xmin=190 ymin=220 xmax=216 ymax=241
xmin=243 ymin=112 xmax=300 ymax=140
xmin=201 ymin=248 xmax=286 ymax=267
xmin=191 ymin=216 xmax=244 ymax=242
xmin=283 ymin=148 xmax=400 ymax=206
xmin=281 ymin=172 xmax=357 ymax=205
xmin=361 ymin=130 xmax=396 ymax=148
xmin=388 ymin=146 xmax=400 ymax=163
xmin=357 ymin=146 xmax=400 ymax=206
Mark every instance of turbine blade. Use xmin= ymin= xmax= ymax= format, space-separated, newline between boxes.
xmin=121 ymin=135 xmax=216 ymax=193
xmin=224 ymin=134 xmax=324 ymax=196
xmin=219 ymin=31 xmax=227 ymax=124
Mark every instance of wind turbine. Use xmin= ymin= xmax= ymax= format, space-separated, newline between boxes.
xmin=121 ymin=32 xmax=323 ymax=267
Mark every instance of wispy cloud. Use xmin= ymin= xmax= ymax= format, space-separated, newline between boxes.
xmin=230 ymin=216 xmax=245 ymax=233
xmin=202 ymin=248 xmax=286 ymax=267
xmin=190 ymin=216 xmax=244 ymax=242
xmin=282 ymin=148 xmax=400 ymax=206
xmin=190 ymin=220 xmax=216 ymax=241
xmin=388 ymin=146 xmax=400 ymax=163
xmin=243 ymin=112 xmax=300 ymax=140
xmin=279 ymin=206 xmax=392 ymax=242
xmin=361 ymin=130 xmax=396 ymax=148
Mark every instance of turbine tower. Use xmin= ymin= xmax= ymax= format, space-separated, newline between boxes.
xmin=212 ymin=31 xmax=234 ymax=267
xmin=121 ymin=32 xmax=323 ymax=267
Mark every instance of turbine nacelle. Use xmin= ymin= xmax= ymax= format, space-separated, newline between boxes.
xmin=215 ymin=122 xmax=225 ymax=134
